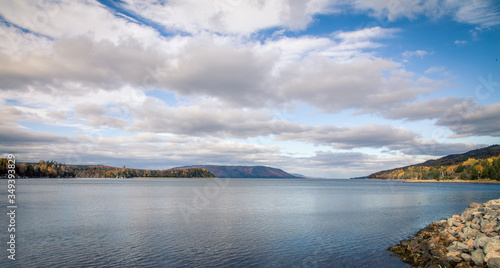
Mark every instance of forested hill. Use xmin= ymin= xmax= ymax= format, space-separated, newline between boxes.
xmin=416 ymin=145 xmax=500 ymax=167
xmin=368 ymin=145 xmax=500 ymax=181
xmin=0 ymin=159 xmax=215 ymax=178
xmin=179 ymin=165 xmax=299 ymax=178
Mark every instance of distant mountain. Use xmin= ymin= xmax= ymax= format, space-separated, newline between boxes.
xmin=367 ymin=145 xmax=500 ymax=181
xmin=178 ymin=165 xmax=299 ymax=178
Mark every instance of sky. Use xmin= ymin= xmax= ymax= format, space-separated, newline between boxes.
xmin=0 ymin=0 xmax=499 ymax=178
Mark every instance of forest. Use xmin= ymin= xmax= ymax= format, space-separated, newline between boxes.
xmin=370 ymin=156 xmax=500 ymax=181
xmin=0 ymin=159 xmax=215 ymax=178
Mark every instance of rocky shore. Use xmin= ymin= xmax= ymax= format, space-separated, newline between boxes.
xmin=389 ymin=199 xmax=500 ymax=267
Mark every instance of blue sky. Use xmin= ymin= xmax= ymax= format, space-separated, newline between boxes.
xmin=0 ymin=0 xmax=499 ymax=178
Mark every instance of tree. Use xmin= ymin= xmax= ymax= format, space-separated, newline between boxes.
xmin=455 ymin=164 xmax=465 ymax=173
xmin=492 ymin=158 xmax=500 ymax=181
xmin=470 ymin=167 xmax=479 ymax=180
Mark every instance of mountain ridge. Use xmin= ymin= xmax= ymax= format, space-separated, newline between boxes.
xmin=367 ymin=145 xmax=500 ymax=181
xmin=177 ymin=165 xmax=299 ymax=178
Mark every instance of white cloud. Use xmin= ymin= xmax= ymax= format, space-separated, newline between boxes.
xmin=347 ymin=0 xmax=500 ymax=28
xmin=425 ymin=66 xmax=447 ymax=74
xmin=278 ymin=57 xmax=435 ymax=113
xmin=119 ymin=0 xmax=333 ymax=34
xmin=0 ymin=0 xmax=161 ymax=44
xmin=130 ymin=98 xmax=304 ymax=138
xmin=382 ymin=97 xmax=476 ymax=121
xmin=437 ymin=103 xmax=500 ymax=137
xmin=403 ymin=49 xmax=430 ymax=58
xmin=453 ymin=0 xmax=500 ymax=28
xmin=277 ymin=123 xmax=419 ymax=149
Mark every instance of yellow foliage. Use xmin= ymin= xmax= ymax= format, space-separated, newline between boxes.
xmin=463 ymin=158 xmax=477 ymax=167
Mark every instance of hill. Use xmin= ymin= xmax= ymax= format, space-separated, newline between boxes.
xmin=178 ymin=165 xmax=299 ymax=178
xmin=416 ymin=145 xmax=500 ymax=167
xmin=367 ymin=145 xmax=500 ymax=181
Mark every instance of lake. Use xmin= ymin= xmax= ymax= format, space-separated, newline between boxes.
xmin=2 ymin=178 xmax=500 ymax=267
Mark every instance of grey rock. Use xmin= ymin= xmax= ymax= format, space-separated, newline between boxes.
xmin=459 ymin=232 xmax=467 ymax=241
xmin=490 ymin=204 xmax=500 ymax=210
xmin=485 ymin=209 xmax=497 ymax=216
xmin=488 ymin=258 xmax=500 ymax=268
xmin=461 ymin=209 xmax=475 ymax=222
xmin=468 ymin=229 xmax=479 ymax=239
xmin=485 ymin=239 xmax=500 ymax=254
xmin=470 ymin=202 xmax=483 ymax=208
xmin=456 ymin=242 xmax=469 ymax=252
xmin=485 ymin=250 xmax=500 ymax=263
xmin=446 ymin=251 xmax=462 ymax=263
xmin=448 ymin=217 xmax=461 ymax=227
xmin=461 ymin=253 xmax=472 ymax=262
xmin=472 ymin=223 xmax=482 ymax=230
xmin=471 ymin=249 xmax=485 ymax=266
xmin=447 ymin=242 xmax=459 ymax=252
xmin=475 ymin=236 xmax=491 ymax=249
xmin=482 ymin=221 xmax=497 ymax=234
xmin=486 ymin=199 xmax=500 ymax=205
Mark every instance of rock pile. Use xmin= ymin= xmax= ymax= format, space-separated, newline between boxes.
xmin=389 ymin=199 xmax=500 ymax=268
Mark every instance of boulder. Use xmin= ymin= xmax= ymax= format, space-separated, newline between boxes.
xmin=470 ymin=202 xmax=483 ymax=208
xmin=467 ymin=229 xmax=479 ymax=239
xmin=485 ymin=250 xmax=500 ymax=263
xmin=472 ymin=223 xmax=481 ymax=230
xmin=486 ymin=199 xmax=500 ymax=205
xmin=447 ymin=241 xmax=469 ymax=252
xmin=489 ymin=232 xmax=499 ymax=237
xmin=460 ymin=209 xmax=475 ymax=222
xmin=490 ymin=204 xmax=500 ymax=210
xmin=461 ymin=253 xmax=472 ymax=262
xmin=474 ymin=236 xmax=491 ymax=249
xmin=488 ymin=258 xmax=500 ymax=268
xmin=481 ymin=221 xmax=497 ymax=234
xmin=484 ymin=239 xmax=500 ymax=254
xmin=471 ymin=249 xmax=485 ymax=266
xmin=445 ymin=251 xmax=462 ymax=263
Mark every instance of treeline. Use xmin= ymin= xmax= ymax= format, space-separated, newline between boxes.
xmin=0 ymin=159 xmax=216 ymax=178
xmin=371 ymin=157 xmax=500 ymax=181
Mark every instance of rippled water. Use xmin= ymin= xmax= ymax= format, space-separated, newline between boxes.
xmin=2 ymin=178 xmax=500 ymax=267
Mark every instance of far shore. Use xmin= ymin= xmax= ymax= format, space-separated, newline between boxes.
xmin=371 ymin=178 xmax=500 ymax=184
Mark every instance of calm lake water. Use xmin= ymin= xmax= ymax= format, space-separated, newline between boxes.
xmin=2 ymin=178 xmax=500 ymax=267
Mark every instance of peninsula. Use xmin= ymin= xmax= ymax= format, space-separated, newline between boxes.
xmin=367 ymin=145 xmax=500 ymax=183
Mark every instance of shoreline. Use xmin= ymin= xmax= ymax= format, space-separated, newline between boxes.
xmin=403 ymin=179 xmax=500 ymax=184
xmin=389 ymin=198 xmax=500 ymax=267
xmin=364 ymin=178 xmax=500 ymax=184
